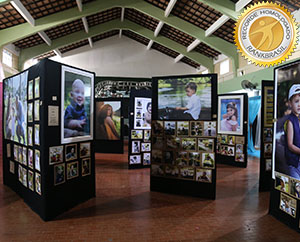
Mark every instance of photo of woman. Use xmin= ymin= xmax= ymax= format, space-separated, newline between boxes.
xmin=96 ymin=101 xmax=121 ymax=140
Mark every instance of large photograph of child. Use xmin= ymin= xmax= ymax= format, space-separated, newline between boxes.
xmin=273 ymin=61 xmax=300 ymax=180
xmin=3 ymin=71 xmax=28 ymax=145
xmin=134 ymin=97 xmax=151 ymax=129
xmin=217 ymin=95 xmax=243 ymax=135
xmin=95 ymin=101 xmax=121 ymax=140
xmin=157 ymin=76 xmax=212 ymax=120
xmin=61 ymin=65 xmax=94 ymax=144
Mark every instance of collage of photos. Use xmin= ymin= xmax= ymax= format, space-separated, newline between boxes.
xmin=129 ymin=129 xmax=151 ymax=166
xmin=151 ymin=120 xmax=216 ymax=183
xmin=216 ymin=134 xmax=245 ymax=162
xmin=134 ymin=97 xmax=152 ymax=129
xmin=51 ymin=142 xmax=92 ymax=186
xmin=275 ymin=171 xmax=300 ymax=203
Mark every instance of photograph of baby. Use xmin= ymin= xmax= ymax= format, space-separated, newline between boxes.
xmin=164 ymin=121 xmax=176 ymax=135
xmin=49 ymin=145 xmax=64 ymax=164
xmin=280 ymin=192 xmax=297 ymax=218
xmin=131 ymin=130 xmax=143 ymax=139
xmin=61 ymin=65 xmax=94 ymax=144
xmin=95 ymin=101 xmax=121 ymax=140
xmin=196 ymin=169 xmax=212 ymax=183
xmin=54 ymin=163 xmax=65 ymax=185
xmin=157 ymin=76 xmax=212 ymax=120
xmin=130 ymin=155 xmax=141 ymax=164
xmin=3 ymin=71 xmax=28 ymax=145
xmin=176 ymin=121 xmax=189 ymax=136
xmin=218 ymin=95 xmax=243 ymax=135
xmin=134 ymin=98 xmax=151 ymax=129
xmin=203 ymin=121 xmax=216 ymax=137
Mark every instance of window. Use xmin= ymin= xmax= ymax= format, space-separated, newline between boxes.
xmin=220 ymin=59 xmax=229 ymax=75
xmin=2 ymin=49 xmax=13 ymax=67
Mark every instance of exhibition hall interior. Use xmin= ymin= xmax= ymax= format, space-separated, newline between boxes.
xmin=1 ymin=0 xmax=300 ymax=241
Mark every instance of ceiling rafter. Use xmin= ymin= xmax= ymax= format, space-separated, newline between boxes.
xmin=88 ymin=37 xmax=93 ymax=48
xmin=82 ymin=17 xmax=89 ymax=33
xmin=10 ymin=0 xmax=35 ymax=26
xmin=76 ymin=0 xmax=83 ymax=12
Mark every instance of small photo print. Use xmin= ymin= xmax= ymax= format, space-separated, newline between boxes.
xmin=152 ymin=150 xmax=163 ymax=163
xmin=7 ymin=143 xmax=11 ymax=158
xmin=176 ymin=121 xmax=189 ymax=136
xmin=141 ymin=142 xmax=151 ymax=152
xmin=35 ymin=150 xmax=41 ymax=171
xmin=202 ymin=153 xmax=215 ymax=169
xmin=54 ymin=163 xmax=65 ymax=185
xmin=164 ymin=121 xmax=176 ymax=136
xmin=216 ymin=144 xmax=221 ymax=154
xmin=221 ymin=145 xmax=228 ymax=155
xmin=175 ymin=151 xmax=188 ymax=166
xmin=143 ymin=153 xmax=151 ymax=165
xmin=144 ymin=130 xmax=151 ymax=141
xmin=163 ymin=151 xmax=174 ymax=164
xmin=152 ymin=120 xmax=164 ymax=136
xmin=135 ymin=119 xmax=142 ymax=128
xmin=22 ymin=167 xmax=27 ymax=187
xmin=228 ymin=136 xmax=235 ymax=145
xmin=80 ymin=142 xmax=91 ymax=158
xmin=28 ymin=126 xmax=33 ymax=146
xmin=34 ymin=100 xmax=40 ymax=121
xmin=275 ymin=172 xmax=289 ymax=193
xmin=264 ymin=143 xmax=272 ymax=157
xmin=228 ymin=146 xmax=235 ymax=156
xmin=180 ymin=167 xmax=195 ymax=180
xmin=235 ymin=136 xmax=245 ymax=144
xmin=35 ymin=172 xmax=42 ymax=195
xmin=198 ymin=138 xmax=214 ymax=152
xmin=22 ymin=147 xmax=27 ymax=165
xmin=165 ymin=165 xmax=179 ymax=177
xmin=18 ymin=165 xmax=22 ymax=183
xmin=236 ymin=144 xmax=243 ymax=154
xmin=18 ymin=146 xmax=23 ymax=163
xmin=65 ymin=144 xmax=77 ymax=161
xmin=151 ymin=164 xmax=164 ymax=176
xmin=203 ymin=121 xmax=216 ymax=137
xmin=14 ymin=145 xmax=18 ymax=161
xmin=28 ymin=149 xmax=33 ymax=169
xmin=221 ymin=135 xmax=228 ymax=144
xmin=196 ymin=169 xmax=212 ymax=183
xmin=34 ymin=76 xmax=40 ymax=99
xmin=131 ymin=130 xmax=143 ymax=139
xmin=28 ymin=102 xmax=33 ymax=122
xmin=49 ymin=146 xmax=64 ymax=164
xmin=82 ymin=158 xmax=91 ymax=176
xmin=190 ymin=121 xmax=203 ymax=136
xmin=28 ymin=170 xmax=34 ymax=191
xmin=28 ymin=80 xmax=33 ymax=100
xmin=189 ymin=152 xmax=200 ymax=166
xmin=280 ymin=192 xmax=297 ymax=218
xmin=290 ymin=179 xmax=300 ymax=199
xmin=235 ymin=154 xmax=244 ymax=162
xmin=265 ymin=159 xmax=272 ymax=172
xmin=9 ymin=161 xmax=14 ymax=174
xmin=181 ymin=138 xmax=197 ymax=151
xmin=130 ymin=155 xmax=141 ymax=164
xmin=34 ymin=124 xmax=40 ymax=145
xmin=132 ymin=141 xmax=140 ymax=154
xmin=166 ymin=136 xmax=178 ymax=150
xmin=263 ymin=128 xmax=273 ymax=142
xmin=67 ymin=161 xmax=79 ymax=180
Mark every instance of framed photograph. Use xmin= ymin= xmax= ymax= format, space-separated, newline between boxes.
xmin=141 ymin=142 xmax=151 ymax=152
xmin=3 ymin=71 xmax=28 ymax=145
xmin=54 ymin=163 xmax=65 ymax=185
xmin=235 ymin=136 xmax=245 ymax=144
xmin=22 ymin=147 xmax=27 ymax=165
xmin=176 ymin=121 xmax=189 ymax=136
xmin=6 ymin=143 xmax=11 ymax=158
xmin=80 ymin=142 xmax=91 ymax=158
xmin=35 ymin=150 xmax=40 ymax=171
xmin=220 ymin=145 xmax=227 ymax=155
xmin=151 ymin=164 xmax=164 ymax=176
xmin=164 ymin=121 xmax=176 ymax=135
xmin=129 ymin=155 xmax=141 ymax=164
xmin=217 ymin=95 xmax=244 ymax=135
xmin=28 ymin=103 xmax=33 ymax=122
xmin=290 ymin=179 xmax=300 ymax=199
xmin=203 ymin=121 xmax=216 ymax=137
xmin=131 ymin=130 xmax=143 ymax=139
xmin=65 ymin=144 xmax=77 ymax=161
xmin=263 ymin=128 xmax=272 ymax=142
xmin=266 ymin=159 xmax=272 ymax=172
xmin=95 ymin=101 xmax=121 ymax=140
xmin=34 ymin=124 xmax=40 ymax=145
xmin=82 ymin=158 xmax=91 ymax=176
xmin=9 ymin=161 xmax=14 ymax=174
xmin=264 ymin=143 xmax=272 ymax=157
xmin=28 ymin=79 xmax=33 ymax=100
xmin=157 ymin=75 xmax=213 ymax=120
xmin=143 ymin=153 xmax=151 ymax=165
xmin=152 ymin=120 xmax=163 ymax=136
xmin=14 ymin=145 xmax=18 ymax=161
xmin=236 ymin=144 xmax=243 ymax=154
xmin=166 ymin=136 xmax=179 ymax=150
xmin=181 ymin=138 xmax=197 ymax=151
xmin=18 ymin=165 xmax=22 ymax=182
xmin=264 ymin=86 xmax=274 ymax=127
xmin=235 ymin=154 xmax=244 ymax=162
xmin=28 ymin=126 xmax=33 ymax=146
xmin=196 ymin=169 xmax=212 ymax=183
xmin=34 ymin=100 xmax=39 ymax=121
xmin=198 ymin=138 xmax=214 ymax=152
xmin=67 ymin=161 xmax=79 ymax=180
xmin=275 ymin=172 xmax=289 ymax=193
xmin=28 ymin=170 xmax=34 ymax=191
xmin=189 ymin=152 xmax=200 ymax=166
xmin=175 ymin=151 xmax=188 ymax=166
xmin=180 ymin=167 xmax=195 ymax=179
xmin=165 ymin=165 xmax=179 ymax=178
xmin=28 ymin=149 xmax=33 ymax=169
xmin=202 ymin=153 xmax=215 ymax=169
xmin=228 ymin=136 xmax=235 ymax=145
xmin=35 ymin=172 xmax=41 ymax=195
xmin=190 ymin=121 xmax=203 ymax=136
xmin=279 ymin=192 xmax=297 ymax=218
xmin=164 ymin=151 xmax=174 ymax=164
xmin=18 ymin=146 xmax=23 ymax=163
xmin=132 ymin=141 xmax=140 ymax=154
xmin=144 ymin=130 xmax=151 ymax=141
xmin=134 ymin=97 xmax=151 ymax=129
xmin=61 ymin=65 xmax=94 ymax=144
xmin=228 ymin=146 xmax=235 ymax=156
xmin=34 ymin=76 xmax=40 ymax=99
xmin=221 ymin=135 xmax=228 ymax=144
xmin=216 ymin=144 xmax=221 ymax=154
xmin=49 ymin=146 xmax=64 ymax=165
xmin=152 ymin=150 xmax=163 ymax=163
xmin=22 ymin=167 xmax=27 ymax=187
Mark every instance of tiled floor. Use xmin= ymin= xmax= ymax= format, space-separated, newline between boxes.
xmin=0 ymin=152 xmax=299 ymax=241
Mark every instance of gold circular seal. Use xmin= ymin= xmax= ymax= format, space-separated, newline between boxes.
xmin=234 ymin=2 xmax=298 ymax=66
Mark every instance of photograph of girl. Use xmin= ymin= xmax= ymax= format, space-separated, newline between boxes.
xmin=96 ymin=101 xmax=121 ymax=140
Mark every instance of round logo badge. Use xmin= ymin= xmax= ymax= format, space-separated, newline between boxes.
xmin=234 ymin=2 xmax=298 ymax=66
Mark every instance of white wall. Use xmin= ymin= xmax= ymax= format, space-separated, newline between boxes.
xmin=50 ymin=35 xmax=197 ymax=77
